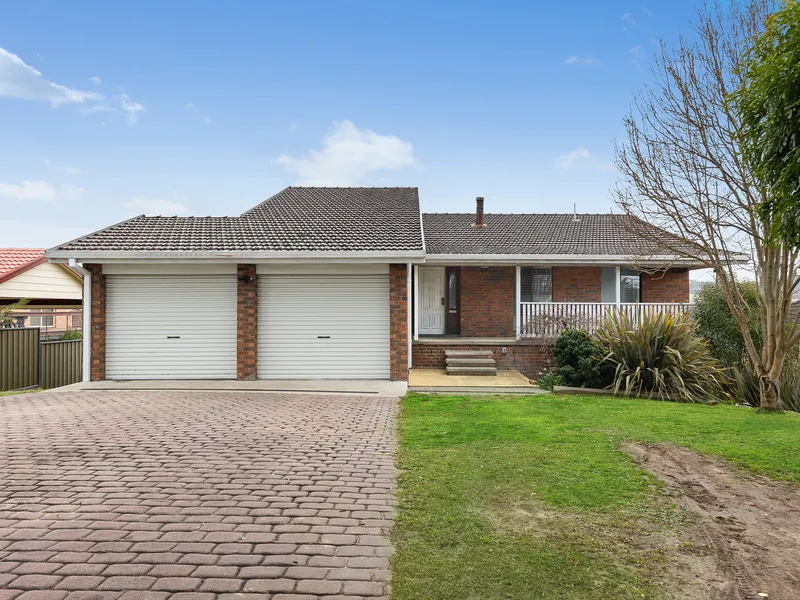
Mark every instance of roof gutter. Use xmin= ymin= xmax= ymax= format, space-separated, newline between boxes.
xmin=46 ymin=250 xmax=427 ymax=263
xmin=68 ymin=259 xmax=91 ymax=383
xmin=422 ymin=254 xmax=719 ymax=267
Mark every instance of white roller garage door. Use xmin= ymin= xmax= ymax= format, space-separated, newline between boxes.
xmin=106 ymin=275 xmax=237 ymax=379
xmin=258 ymin=273 xmax=390 ymax=379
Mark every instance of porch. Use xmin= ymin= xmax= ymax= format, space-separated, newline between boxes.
xmin=409 ymin=264 xmax=692 ymax=377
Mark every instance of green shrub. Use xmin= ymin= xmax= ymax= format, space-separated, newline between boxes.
xmin=536 ymin=372 xmax=563 ymax=391
xmin=594 ymin=310 xmax=728 ymax=402
xmin=691 ymin=282 xmax=761 ymax=367
xmin=733 ymin=362 xmax=800 ymax=412
xmin=551 ymin=328 xmax=614 ymax=388
xmin=56 ymin=329 xmax=82 ymax=341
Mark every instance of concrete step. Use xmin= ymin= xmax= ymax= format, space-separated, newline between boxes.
xmin=446 ymin=357 xmax=496 ymax=365
xmin=444 ymin=349 xmax=494 ymax=358
xmin=446 ymin=366 xmax=498 ymax=376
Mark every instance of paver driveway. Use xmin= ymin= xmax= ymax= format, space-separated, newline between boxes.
xmin=0 ymin=390 xmax=399 ymax=600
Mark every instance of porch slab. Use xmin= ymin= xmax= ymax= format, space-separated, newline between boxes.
xmin=409 ymin=368 xmax=535 ymax=388
xmin=415 ymin=337 xmax=518 ymax=345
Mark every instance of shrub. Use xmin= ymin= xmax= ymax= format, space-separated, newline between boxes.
xmin=733 ymin=362 xmax=800 ymax=412
xmin=551 ymin=329 xmax=614 ymax=388
xmin=594 ymin=310 xmax=728 ymax=402
xmin=691 ymin=282 xmax=761 ymax=367
xmin=55 ymin=329 xmax=82 ymax=341
xmin=536 ymin=372 xmax=563 ymax=391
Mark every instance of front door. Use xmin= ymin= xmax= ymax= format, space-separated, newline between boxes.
xmin=419 ymin=267 xmax=445 ymax=335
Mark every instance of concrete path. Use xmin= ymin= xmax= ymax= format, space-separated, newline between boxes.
xmin=54 ymin=380 xmax=407 ymax=398
xmin=0 ymin=390 xmax=399 ymax=599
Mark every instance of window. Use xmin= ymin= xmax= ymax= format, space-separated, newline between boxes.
xmin=620 ymin=268 xmax=641 ymax=303
xmin=520 ymin=267 xmax=552 ymax=302
xmin=29 ymin=314 xmax=55 ymax=327
xmin=601 ymin=267 xmax=641 ymax=303
xmin=448 ymin=270 xmax=457 ymax=310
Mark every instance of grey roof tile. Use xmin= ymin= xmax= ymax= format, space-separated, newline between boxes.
xmin=50 ymin=187 xmax=424 ymax=254
xmin=421 ymin=213 xmax=695 ymax=256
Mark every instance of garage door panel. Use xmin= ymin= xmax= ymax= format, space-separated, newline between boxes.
xmin=106 ymin=275 xmax=237 ymax=380
xmin=258 ymin=274 xmax=390 ymax=379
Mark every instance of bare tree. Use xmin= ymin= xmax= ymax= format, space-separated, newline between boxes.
xmin=614 ymin=0 xmax=800 ymax=410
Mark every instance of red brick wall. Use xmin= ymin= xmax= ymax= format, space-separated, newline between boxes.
xmin=390 ymin=264 xmax=409 ymax=381
xmin=412 ymin=341 xmax=554 ymax=379
xmin=237 ymin=264 xmax=258 ymax=380
xmin=552 ymin=267 xmax=602 ymax=302
xmin=86 ymin=264 xmax=106 ymax=382
xmin=460 ymin=267 xmax=515 ymax=337
xmin=641 ymin=269 xmax=690 ymax=303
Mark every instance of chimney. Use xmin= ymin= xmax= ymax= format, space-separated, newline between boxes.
xmin=474 ymin=196 xmax=485 ymax=227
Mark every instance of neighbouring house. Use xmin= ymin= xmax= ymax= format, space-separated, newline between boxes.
xmin=0 ymin=248 xmax=83 ymax=337
xmin=46 ymin=187 xmax=697 ymax=382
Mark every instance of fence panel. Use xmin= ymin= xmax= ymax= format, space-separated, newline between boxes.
xmin=40 ymin=340 xmax=83 ymax=389
xmin=0 ymin=328 xmax=40 ymax=391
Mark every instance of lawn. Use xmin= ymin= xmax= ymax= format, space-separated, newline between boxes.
xmin=0 ymin=388 xmax=41 ymax=396
xmin=391 ymin=393 xmax=800 ymax=600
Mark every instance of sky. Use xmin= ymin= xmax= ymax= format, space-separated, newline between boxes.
xmin=0 ymin=0 xmax=706 ymax=250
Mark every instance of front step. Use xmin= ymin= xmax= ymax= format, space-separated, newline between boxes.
xmin=445 ymin=349 xmax=497 ymax=376
xmin=445 ymin=350 xmax=493 ymax=357
xmin=446 ymin=366 xmax=498 ymax=376
xmin=446 ymin=357 xmax=496 ymax=365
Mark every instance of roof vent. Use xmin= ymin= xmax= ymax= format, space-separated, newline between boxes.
xmin=473 ymin=197 xmax=486 ymax=228
xmin=572 ymin=203 xmax=581 ymax=223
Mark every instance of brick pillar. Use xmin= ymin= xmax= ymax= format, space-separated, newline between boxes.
xmin=85 ymin=264 xmax=106 ymax=381
xmin=389 ymin=264 xmax=409 ymax=381
xmin=237 ymin=264 xmax=258 ymax=380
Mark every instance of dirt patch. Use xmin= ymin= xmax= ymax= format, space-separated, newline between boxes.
xmin=625 ymin=442 xmax=800 ymax=600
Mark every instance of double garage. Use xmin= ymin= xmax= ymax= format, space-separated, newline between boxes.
xmin=103 ymin=265 xmax=391 ymax=380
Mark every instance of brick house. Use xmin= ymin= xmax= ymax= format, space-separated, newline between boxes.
xmin=46 ymin=188 xmax=695 ymax=383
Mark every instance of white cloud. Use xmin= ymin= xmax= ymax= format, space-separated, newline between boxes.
xmin=123 ymin=193 xmax=189 ymax=215
xmin=44 ymin=159 xmax=81 ymax=176
xmin=641 ymin=6 xmax=653 ymax=17
xmin=88 ymin=76 xmax=102 ymax=85
xmin=0 ymin=48 xmax=102 ymax=106
xmin=621 ymin=12 xmax=637 ymax=26
xmin=0 ymin=180 xmax=85 ymax=201
xmin=288 ymin=121 xmax=298 ymax=132
xmin=116 ymin=94 xmax=145 ymax=125
xmin=275 ymin=120 xmax=419 ymax=185
xmin=555 ymin=148 xmax=592 ymax=170
xmin=565 ymin=55 xmax=600 ymax=65
xmin=554 ymin=148 xmax=615 ymax=172
xmin=0 ymin=180 xmax=56 ymax=200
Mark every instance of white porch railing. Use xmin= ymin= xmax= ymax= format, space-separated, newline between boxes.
xmin=518 ymin=302 xmax=692 ymax=339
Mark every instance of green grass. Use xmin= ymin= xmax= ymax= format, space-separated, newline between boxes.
xmin=0 ymin=388 xmax=41 ymax=396
xmin=392 ymin=393 xmax=800 ymax=600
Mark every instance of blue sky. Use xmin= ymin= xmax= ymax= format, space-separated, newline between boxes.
xmin=0 ymin=0 xmax=702 ymax=249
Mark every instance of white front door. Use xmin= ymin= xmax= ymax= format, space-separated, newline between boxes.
xmin=419 ymin=267 xmax=445 ymax=335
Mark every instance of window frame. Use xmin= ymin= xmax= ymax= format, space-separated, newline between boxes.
xmin=29 ymin=314 xmax=55 ymax=328
xmin=520 ymin=267 xmax=553 ymax=303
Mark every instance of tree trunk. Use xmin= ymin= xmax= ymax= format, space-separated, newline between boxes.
xmin=759 ymin=374 xmax=781 ymax=410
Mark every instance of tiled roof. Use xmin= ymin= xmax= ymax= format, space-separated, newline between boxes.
xmin=0 ymin=248 xmax=46 ymax=281
xmin=422 ymin=213 xmax=695 ymax=256
xmin=49 ymin=187 xmax=424 ymax=254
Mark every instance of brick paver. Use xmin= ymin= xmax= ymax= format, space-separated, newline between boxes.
xmin=0 ymin=391 xmax=398 ymax=599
